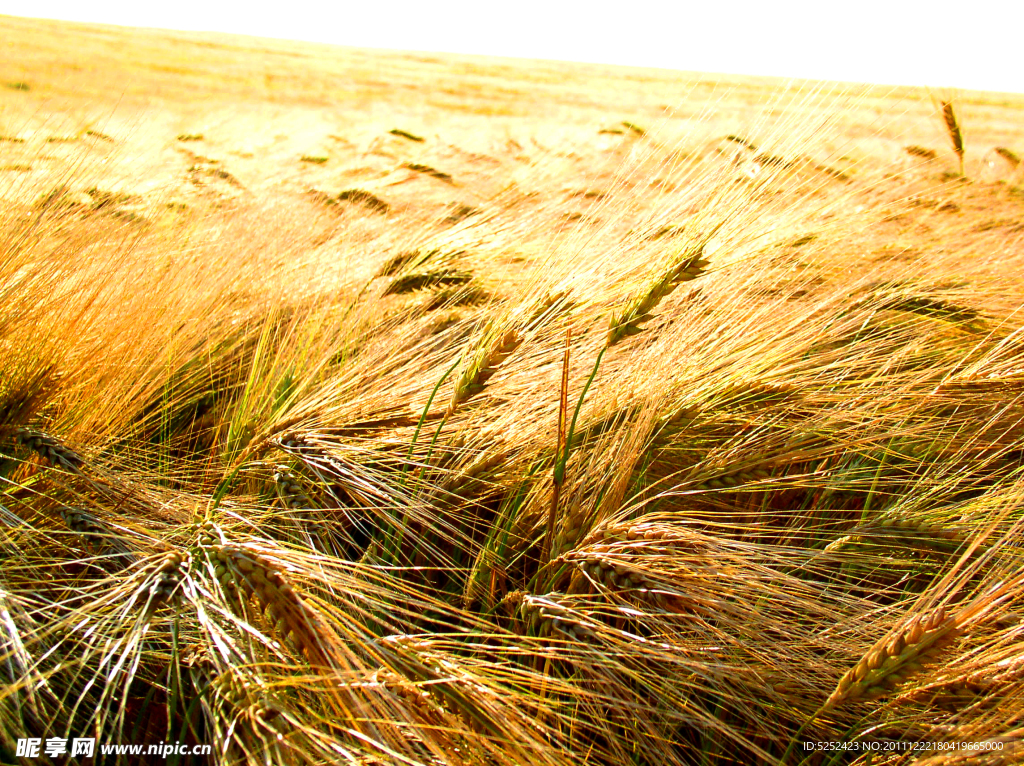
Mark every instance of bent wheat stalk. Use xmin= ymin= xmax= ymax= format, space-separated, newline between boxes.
xmin=543 ymin=329 xmax=571 ymax=565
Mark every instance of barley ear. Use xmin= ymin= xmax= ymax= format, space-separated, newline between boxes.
xmin=447 ymin=328 xmax=522 ymax=415
xmin=607 ymin=245 xmax=711 ymax=346
xmin=941 ymin=100 xmax=965 ymax=176
xmin=15 ymin=428 xmax=85 ymax=473
xmin=822 ymin=606 xmax=959 ymax=711
xmin=210 ymin=544 xmax=341 ymax=669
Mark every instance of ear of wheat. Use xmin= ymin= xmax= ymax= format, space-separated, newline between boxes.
xmin=15 ymin=428 xmax=85 ymax=472
xmin=822 ymin=606 xmax=959 ymax=711
xmin=142 ymin=550 xmax=186 ymax=615
xmin=941 ymin=100 xmax=965 ymax=176
xmin=607 ymin=247 xmax=710 ymax=346
xmin=209 ymin=543 xmax=342 ymax=669
xmin=904 ymin=144 xmax=938 ymax=160
xmin=822 ymin=578 xmax=1018 ymax=713
xmin=383 ymin=268 xmax=472 ymax=295
xmin=9 ymin=43 xmax=1024 ymax=766
xmin=994 ymin=146 xmax=1020 ymax=167
xmin=447 ymin=329 xmax=522 ymax=415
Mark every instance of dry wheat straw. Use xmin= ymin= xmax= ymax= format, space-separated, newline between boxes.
xmin=374 ymin=653 xmax=505 ymax=750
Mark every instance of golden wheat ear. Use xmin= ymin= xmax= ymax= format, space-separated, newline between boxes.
xmin=607 ymin=245 xmax=710 ymax=346
xmin=14 ymin=428 xmax=85 ymax=473
xmin=447 ymin=328 xmax=523 ymax=415
xmin=940 ymin=99 xmax=965 ymax=176
xmin=822 ymin=606 xmax=959 ymax=712
xmin=994 ymin=146 xmax=1021 ymax=167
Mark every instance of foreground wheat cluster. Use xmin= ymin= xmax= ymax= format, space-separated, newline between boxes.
xmin=3 ymin=22 xmax=1024 ymax=765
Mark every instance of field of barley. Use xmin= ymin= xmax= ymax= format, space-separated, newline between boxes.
xmin=3 ymin=14 xmax=1024 ymax=766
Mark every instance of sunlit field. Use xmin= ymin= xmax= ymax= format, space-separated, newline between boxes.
xmin=3 ymin=14 xmax=1024 ymax=765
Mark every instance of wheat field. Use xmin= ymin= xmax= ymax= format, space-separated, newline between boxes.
xmin=2 ymin=14 xmax=1024 ymax=766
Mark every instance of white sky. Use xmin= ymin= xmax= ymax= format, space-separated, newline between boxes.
xmin=3 ymin=1 xmax=1023 ymax=95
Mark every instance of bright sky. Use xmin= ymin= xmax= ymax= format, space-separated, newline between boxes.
xmin=3 ymin=1 xmax=1023 ymax=94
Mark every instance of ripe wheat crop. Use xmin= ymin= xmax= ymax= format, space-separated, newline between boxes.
xmin=2 ymin=14 xmax=1024 ymax=766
